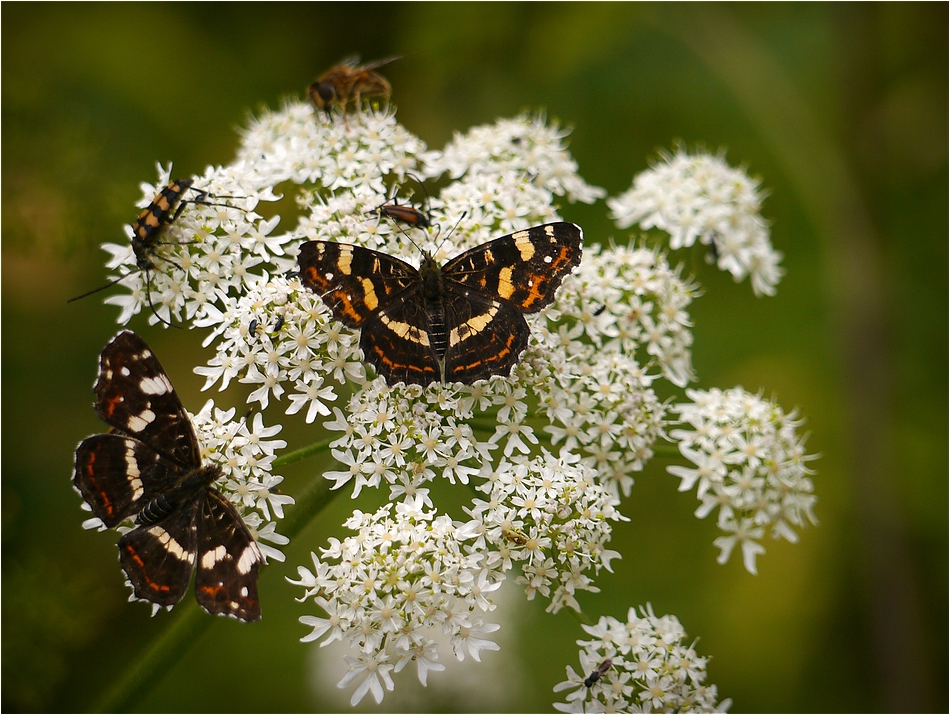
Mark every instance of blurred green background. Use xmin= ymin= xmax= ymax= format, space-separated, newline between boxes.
xmin=2 ymin=3 xmax=946 ymax=712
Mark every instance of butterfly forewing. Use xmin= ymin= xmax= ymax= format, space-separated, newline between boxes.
xmin=194 ymin=490 xmax=264 ymax=621
xmin=94 ymin=331 xmax=200 ymax=469
xmin=118 ymin=499 xmax=200 ymax=608
xmin=74 ymin=433 xmax=184 ymax=528
xmin=443 ymin=223 xmax=583 ymax=314
xmin=298 ymin=241 xmax=420 ymax=328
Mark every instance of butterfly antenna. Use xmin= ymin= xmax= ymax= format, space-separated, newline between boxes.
xmin=392 ymin=219 xmax=424 ymax=254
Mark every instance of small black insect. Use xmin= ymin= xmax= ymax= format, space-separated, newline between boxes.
xmin=584 ymin=659 xmax=613 ymax=688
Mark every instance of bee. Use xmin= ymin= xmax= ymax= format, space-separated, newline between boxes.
xmin=309 ymin=55 xmax=400 ymax=116
xmin=584 ymin=659 xmax=613 ymax=688
xmin=69 ymin=179 xmax=242 ymax=327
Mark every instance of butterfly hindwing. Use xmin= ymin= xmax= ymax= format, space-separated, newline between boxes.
xmin=298 ymin=241 xmax=419 ymax=328
xmin=442 ymin=291 xmax=531 ymax=384
xmin=94 ymin=331 xmax=200 ymax=469
xmin=443 ymin=222 xmax=583 ymax=314
xmin=118 ymin=498 xmax=200 ymax=608
xmin=194 ymin=490 xmax=264 ymax=621
xmin=73 ymin=433 xmax=184 ymax=528
xmin=359 ymin=295 xmax=442 ymax=386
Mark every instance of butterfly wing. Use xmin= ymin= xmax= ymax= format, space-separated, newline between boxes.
xmin=359 ymin=294 xmax=442 ymax=386
xmin=298 ymin=241 xmax=420 ymax=328
xmin=94 ymin=331 xmax=200 ymax=470
xmin=441 ymin=289 xmax=530 ymax=384
xmin=74 ymin=433 xmax=186 ymax=528
xmin=194 ymin=489 xmax=264 ymax=622
xmin=118 ymin=497 xmax=199 ymax=609
xmin=442 ymin=222 xmax=583 ymax=314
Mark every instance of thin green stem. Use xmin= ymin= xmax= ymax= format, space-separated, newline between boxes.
xmin=93 ymin=436 xmax=338 ymax=713
xmin=94 ymin=602 xmax=209 ymax=713
xmin=651 ymin=442 xmax=681 ymax=458
xmin=273 ymin=437 xmax=334 ymax=468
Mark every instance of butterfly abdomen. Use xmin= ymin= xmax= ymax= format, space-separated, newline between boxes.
xmin=135 ymin=465 xmax=219 ymax=526
xmin=420 ymin=256 xmax=449 ymax=357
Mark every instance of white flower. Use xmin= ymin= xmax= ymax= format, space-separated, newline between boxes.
xmin=667 ymin=387 xmax=818 ymax=573
xmin=608 ymin=147 xmax=783 ymax=296
xmin=289 ymin=498 xmax=505 ymax=706
xmin=554 ymin=604 xmax=729 ymax=712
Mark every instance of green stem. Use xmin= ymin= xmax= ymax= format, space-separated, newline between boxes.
xmin=93 ymin=436 xmax=338 ymax=713
xmin=651 ymin=442 xmax=681 ymax=458
xmin=272 ymin=437 xmax=334 ymax=468
xmin=94 ymin=602 xmax=209 ymax=713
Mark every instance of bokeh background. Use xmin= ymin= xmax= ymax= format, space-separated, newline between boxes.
xmin=2 ymin=3 xmax=946 ymax=712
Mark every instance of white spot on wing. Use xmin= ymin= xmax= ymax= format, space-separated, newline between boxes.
xmin=127 ymin=409 xmax=156 ymax=433
xmin=124 ymin=442 xmax=144 ymax=501
xmin=149 ymin=526 xmax=193 ymax=561
xmin=139 ymin=374 xmax=173 ymax=395
xmin=201 ymin=544 xmax=228 ymax=569
xmin=237 ymin=543 xmax=262 ymax=575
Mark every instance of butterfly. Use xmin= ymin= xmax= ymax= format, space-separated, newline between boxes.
xmin=73 ymin=331 xmax=264 ymax=621
xmin=297 ymin=221 xmax=583 ymax=386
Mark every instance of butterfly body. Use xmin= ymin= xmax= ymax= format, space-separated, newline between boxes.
xmin=73 ymin=331 xmax=264 ymax=621
xmin=298 ymin=222 xmax=582 ymax=386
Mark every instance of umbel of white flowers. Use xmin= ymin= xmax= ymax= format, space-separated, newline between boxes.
xmin=94 ymin=96 xmax=815 ymax=708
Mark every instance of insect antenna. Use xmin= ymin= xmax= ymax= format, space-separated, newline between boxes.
xmin=432 ymin=210 xmax=468 ymax=259
xmin=141 ymin=263 xmax=182 ymax=330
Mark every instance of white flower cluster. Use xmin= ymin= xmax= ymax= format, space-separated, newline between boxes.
xmin=237 ymin=103 xmax=427 ymax=194
xmin=321 ymin=377 xmax=502 ymax=502
xmin=667 ymin=387 xmax=818 ymax=574
xmin=460 ymin=452 xmax=626 ymax=613
xmin=607 ymin=148 xmax=783 ymax=297
xmin=425 ymin=112 xmax=607 ymax=205
xmin=548 ymin=242 xmax=699 ymax=388
xmin=288 ymin=496 xmax=505 ymax=706
xmin=91 ymin=77 xmax=820 ymax=708
xmin=193 ymin=274 xmax=365 ymax=419
xmin=553 ymin=604 xmax=730 ymax=713
xmin=102 ymin=163 xmax=285 ymax=327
